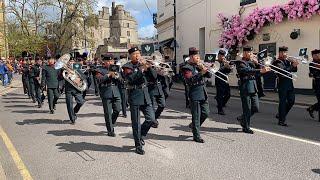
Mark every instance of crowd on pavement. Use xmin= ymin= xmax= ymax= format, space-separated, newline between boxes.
xmin=0 ymin=57 xmax=19 ymax=88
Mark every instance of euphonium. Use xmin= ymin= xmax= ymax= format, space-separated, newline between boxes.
xmin=55 ymin=54 xmax=87 ymax=92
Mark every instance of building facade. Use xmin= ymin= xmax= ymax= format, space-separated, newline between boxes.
xmin=155 ymin=0 xmax=175 ymax=59
xmin=156 ymin=0 xmax=320 ymax=90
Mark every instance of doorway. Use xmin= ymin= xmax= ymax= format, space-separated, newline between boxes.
xmin=259 ymin=43 xmax=277 ymax=90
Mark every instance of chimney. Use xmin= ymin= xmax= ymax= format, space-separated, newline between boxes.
xmin=112 ymin=2 xmax=115 ymax=16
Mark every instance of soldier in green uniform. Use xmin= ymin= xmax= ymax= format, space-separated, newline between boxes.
xmin=21 ymin=58 xmax=30 ymax=97
xmin=179 ymin=57 xmax=190 ymax=108
xmin=215 ymin=50 xmax=231 ymax=115
xmin=236 ymin=46 xmax=270 ymax=134
xmin=181 ymin=47 xmax=213 ymax=143
xmin=95 ymin=54 xmax=121 ymax=136
xmin=147 ymin=61 xmax=166 ymax=128
xmin=64 ymin=58 xmax=86 ymax=124
xmin=41 ymin=58 xmax=61 ymax=114
xmin=122 ymin=47 xmax=156 ymax=155
xmin=307 ymin=49 xmax=320 ymax=121
xmin=273 ymin=46 xmax=298 ymax=126
xmin=118 ymin=54 xmax=128 ymax=118
xmin=28 ymin=59 xmax=36 ymax=103
xmin=31 ymin=57 xmax=43 ymax=108
xmin=90 ymin=57 xmax=101 ymax=96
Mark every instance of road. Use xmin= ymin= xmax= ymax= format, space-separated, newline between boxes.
xmin=0 ymin=85 xmax=320 ymax=180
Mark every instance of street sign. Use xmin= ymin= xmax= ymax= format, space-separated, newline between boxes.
xmin=299 ymin=48 xmax=307 ymax=56
xmin=205 ymin=54 xmax=216 ymax=63
xmin=141 ymin=43 xmax=155 ymax=56
xmin=258 ymin=49 xmax=268 ymax=60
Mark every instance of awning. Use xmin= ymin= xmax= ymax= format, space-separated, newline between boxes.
xmin=159 ymin=38 xmax=175 ymax=48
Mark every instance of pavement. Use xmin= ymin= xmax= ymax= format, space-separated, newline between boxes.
xmin=0 ymin=80 xmax=320 ymax=179
xmin=172 ymin=83 xmax=316 ymax=107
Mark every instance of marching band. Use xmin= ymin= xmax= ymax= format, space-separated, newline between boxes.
xmin=17 ymin=45 xmax=320 ymax=155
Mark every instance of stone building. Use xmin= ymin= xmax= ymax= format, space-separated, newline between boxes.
xmin=93 ymin=2 xmax=139 ymax=58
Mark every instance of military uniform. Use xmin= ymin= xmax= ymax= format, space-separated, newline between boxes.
xmin=235 ymin=46 xmax=264 ymax=134
xmin=90 ymin=61 xmax=101 ymax=96
xmin=182 ymin=47 xmax=212 ymax=143
xmin=147 ymin=67 xmax=166 ymax=128
xmin=118 ymin=70 xmax=128 ymax=118
xmin=96 ymin=55 xmax=121 ymax=136
xmin=122 ymin=47 xmax=156 ymax=155
xmin=272 ymin=47 xmax=297 ymax=126
xmin=41 ymin=64 xmax=61 ymax=114
xmin=179 ymin=61 xmax=190 ymax=108
xmin=307 ymin=49 xmax=320 ymax=121
xmin=64 ymin=67 xmax=86 ymax=124
xmin=28 ymin=63 xmax=36 ymax=102
xmin=215 ymin=51 xmax=231 ymax=115
xmin=236 ymin=59 xmax=260 ymax=132
xmin=21 ymin=62 xmax=30 ymax=97
xmin=31 ymin=62 xmax=43 ymax=107
xmin=158 ymin=74 xmax=170 ymax=99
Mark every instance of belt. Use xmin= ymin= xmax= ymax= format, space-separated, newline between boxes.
xmin=148 ymin=81 xmax=161 ymax=86
xmin=187 ymin=81 xmax=205 ymax=87
xmin=239 ymin=75 xmax=255 ymax=81
xmin=127 ymin=84 xmax=146 ymax=90
xmin=101 ymin=83 xmax=117 ymax=87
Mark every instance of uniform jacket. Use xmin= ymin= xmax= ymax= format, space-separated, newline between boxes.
xmin=272 ymin=59 xmax=297 ymax=91
xmin=122 ymin=61 xmax=152 ymax=106
xmin=95 ymin=66 xmax=121 ymax=99
xmin=236 ymin=60 xmax=260 ymax=95
xmin=41 ymin=65 xmax=62 ymax=89
xmin=309 ymin=61 xmax=320 ymax=94
xmin=182 ymin=63 xmax=212 ymax=101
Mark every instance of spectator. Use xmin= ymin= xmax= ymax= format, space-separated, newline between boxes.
xmin=0 ymin=58 xmax=9 ymax=87
xmin=6 ymin=59 xmax=14 ymax=84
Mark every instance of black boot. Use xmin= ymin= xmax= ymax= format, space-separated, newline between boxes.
xmin=307 ymin=107 xmax=315 ymax=119
xmin=135 ymin=146 xmax=145 ymax=155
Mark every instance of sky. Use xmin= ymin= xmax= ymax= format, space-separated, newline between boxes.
xmin=97 ymin=0 xmax=157 ymax=38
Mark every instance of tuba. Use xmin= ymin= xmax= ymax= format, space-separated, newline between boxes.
xmin=55 ymin=54 xmax=87 ymax=92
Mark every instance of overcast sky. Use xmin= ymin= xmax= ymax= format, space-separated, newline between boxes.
xmin=97 ymin=0 xmax=157 ymax=38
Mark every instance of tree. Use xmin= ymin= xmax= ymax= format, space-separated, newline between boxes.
xmin=48 ymin=0 xmax=97 ymax=54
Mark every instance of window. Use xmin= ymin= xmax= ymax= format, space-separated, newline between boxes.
xmin=127 ymin=23 xmax=130 ymax=28
xmin=240 ymin=0 xmax=256 ymax=6
xmin=127 ymin=31 xmax=130 ymax=37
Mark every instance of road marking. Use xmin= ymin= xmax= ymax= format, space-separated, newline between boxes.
xmin=172 ymin=89 xmax=309 ymax=108
xmin=251 ymin=128 xmax=320 ymax=147
xmin=171 ymin=89 xmax=320 ymax=147
xmin=0 ymin=126 xmax=33 ymax=180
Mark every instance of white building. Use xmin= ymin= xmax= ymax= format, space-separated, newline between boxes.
xmin=156 ymin=0 xmax=320 ymax=90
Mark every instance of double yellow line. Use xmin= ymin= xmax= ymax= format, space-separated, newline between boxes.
xmin=0 ymin=125 xmax=33 ymax=180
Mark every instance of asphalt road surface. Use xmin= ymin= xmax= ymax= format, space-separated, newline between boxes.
xmin=1 ymin=86 xmax=320 ymax=180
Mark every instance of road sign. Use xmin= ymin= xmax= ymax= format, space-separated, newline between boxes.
xmin=141 ymin=43 xmax=155 ymax=56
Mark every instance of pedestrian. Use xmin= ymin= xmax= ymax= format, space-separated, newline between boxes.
xmin=0 ymin=58 xmax=9 ymax=87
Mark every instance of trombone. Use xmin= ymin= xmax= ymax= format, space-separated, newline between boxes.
xmin=309 ymin=61 xmax=320 ymax=71
xmin=247 ymin=49 xmax=298 ymax=81
xmin=185 ymin=57 xmax=229 ymax=83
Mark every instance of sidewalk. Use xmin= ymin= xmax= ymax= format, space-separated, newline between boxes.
xmin=172 ymin=83 xmax=316 ymax=107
